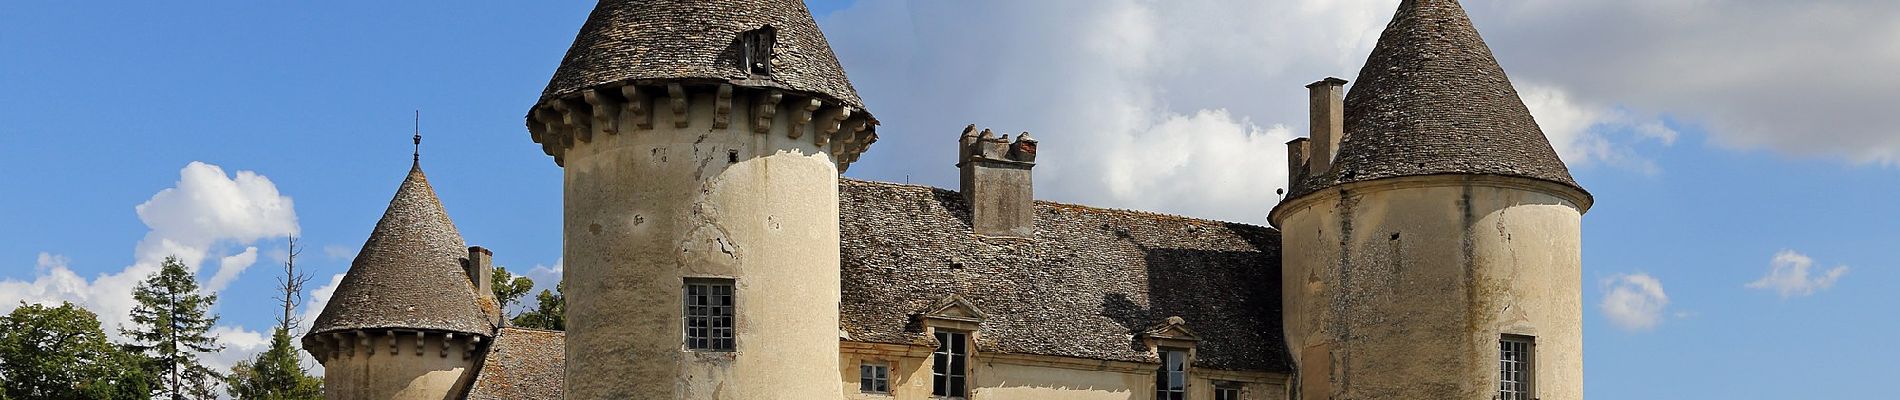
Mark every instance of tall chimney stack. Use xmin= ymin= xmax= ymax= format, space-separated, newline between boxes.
xmin=958 ymin=125 xmax=1037 ymax=238
xmin=466 ymin=246 xmax=493 ymax=299
xmin=1306 ymin=77 xmax=1348 ymax=174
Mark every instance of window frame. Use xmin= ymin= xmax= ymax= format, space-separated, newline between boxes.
xmin=682 ymin=278 xmax=735 ymax=352
xmin=1498 ymin=334 xmax=1536 ymax=400
xmin=1213 ymin=382 xmax=1242 ymax=400
xmin=860 ymin=361 xmax=893 ymax=394
xmin=931 ymin=330 xmax=970 ymax=398
xmin=1155 ymin=348 xmax=1188 ymax=400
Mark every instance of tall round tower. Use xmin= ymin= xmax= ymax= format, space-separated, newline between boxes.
xmin=524 ymin=0 xmax=877 ymax=398
xmin=302 ymin=161 xmax=501 ymax=400
xmin=1271 ymin=1 xmax=1592 ymax=399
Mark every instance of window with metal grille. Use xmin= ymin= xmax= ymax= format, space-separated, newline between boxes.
xmin=739 ymin=26 xmax=776 ymax=76
xmin=860 ymin=362 xmax=891 ymax=393
xmin=1214 ymin=384 xmax=1241 ymax=400
xmin=1499 ymin=335 xmax=1535 ymax=400
xmin=1155 ymin=349 xmax=1187 ymax=400
xmin=932 ymin=331 xmax=968 ymax=398
xmin=683 ymin=279 xmax=734 ymax=351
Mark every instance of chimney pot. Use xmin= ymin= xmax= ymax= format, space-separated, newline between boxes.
xmin=958 ymin=126 xmax=1037 ymax=238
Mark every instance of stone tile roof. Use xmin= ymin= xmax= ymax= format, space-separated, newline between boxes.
xmin=307 ymin=163 xmax=495 ymax=338
xmin=1293 ymin=0 xmax=1583 ymax=199
xmin=838 ymin=179 xmax=1291 ymax=372
xmin=538 ymin=0 xmax=865 ymax=109
xmin=466 ymin=328 xmax=566 ymax=400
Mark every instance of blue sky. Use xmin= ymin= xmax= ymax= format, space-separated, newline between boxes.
xmin=2 ymin=1 xmax=1895 ymax=398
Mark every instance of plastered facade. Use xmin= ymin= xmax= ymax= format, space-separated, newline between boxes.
xmin=559 ymin=86 xmax=847 ymax=399
xmin=1273 ymin=175 xmax=1587 ymax=400
xmin=314 ymin=332 xmax=483 ymax=400
xmin=839 ymin=341 xmax=1289 ymax=400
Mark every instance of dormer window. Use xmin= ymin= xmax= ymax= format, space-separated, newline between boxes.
xmin=1155 ymin=349 xmax=1188 ymax=400
xmin=740 ymin=26 xmax=776 ymax=76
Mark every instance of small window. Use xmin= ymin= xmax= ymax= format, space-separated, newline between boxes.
xmin=1214 ymin=383 xmax=1241 ymax=400
xmin=684 ymin=279 xmax=734 ymax=351
xmin=1155 ymin=349 xmax=1187 ymax=400
xmin=931 ymin=331 xmax=968 ymax=398
xmin=1499 ymin=335 xmax=1535 ymax=400
xmin=860 ymin=362 xmax=891 ymax=394
xmin=740 ymin=27 xmax=776 ymax=75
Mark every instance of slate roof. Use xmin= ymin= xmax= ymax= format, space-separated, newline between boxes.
xmin=466 ymin=328 xmax=566 ymax=400
xmin=307 ymin=162 xmax=496 ymax=339
xmin=538 ymin=0 xmax=865 ymax=110
xmin=839 ymin=179 xmax=1291 ymax=372
xmin=1292 ymin=0 xmax=1583 ymax=199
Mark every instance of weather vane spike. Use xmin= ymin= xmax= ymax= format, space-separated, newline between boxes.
xmin=412 ymin=110 xmax=422 ymax=162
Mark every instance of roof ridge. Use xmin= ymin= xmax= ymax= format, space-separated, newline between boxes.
xmin=841 ymin=178 xmax=1275 ymax=230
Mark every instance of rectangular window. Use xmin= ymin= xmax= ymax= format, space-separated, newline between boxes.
xmin=1214 ymin=384 xmax=1241 ymax=400
xmin=1499 ymin=335 xmax=1534 ymax=400
xmin=932 ymin=331 xmax=968 ymax=398
xmin=1155 ymin=350 xmax=1187 ymax=400
xmin=683 ymin=279 xmax=734 ymax=351
xmin=860 ymin=362 xmax=891 ymax=393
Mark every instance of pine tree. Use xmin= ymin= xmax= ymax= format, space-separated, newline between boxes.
xmin=0 ymin=302 xmax=152 ymax=400
xmin=510 ymin=282 xmax=565 ymax=331
xmin=123 ymin=256 xmax=226 ymax=400
xmin=224 ymin=238 xmax=322 ymax=399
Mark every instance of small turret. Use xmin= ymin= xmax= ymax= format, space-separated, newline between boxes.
xmin=302 ymin=160 xmax=498 ymax=400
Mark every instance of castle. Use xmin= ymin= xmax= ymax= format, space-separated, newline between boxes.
xmin=301 ymin=0 xmax=1591 ymax=399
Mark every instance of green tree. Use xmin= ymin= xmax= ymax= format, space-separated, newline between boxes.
xmin=225 ymin=238 xmax=322 ymax=399
xmin=491 ymin=267 xmax=534 ymax=314
xmin=0 ymin=302 xmax=153 ymax=400
xmin=510 ymin=282 xmax=564 ymax=331
xmin=123 ymin=257 xmax=226 ymax=400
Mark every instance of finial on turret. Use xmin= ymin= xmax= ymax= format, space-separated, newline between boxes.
xmin=413 ymin=110 xmax=422 ymax=163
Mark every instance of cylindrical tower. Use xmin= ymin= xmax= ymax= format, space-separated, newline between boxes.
xmin=1272 ymin=1 xmax=1591 ymax=399
xmin=525 ymin=1 xmax=878 ymax=398
xmin=303 ymin=163 xmax=500 ymax=400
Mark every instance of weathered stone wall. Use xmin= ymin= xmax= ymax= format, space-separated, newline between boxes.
xmin=316 ymin=332 xmax=481 ymax=400
xmin=1275 ymin=175 xmax=1585 ymax=400
xmin=840 ymin=341 xmax=1290 ymax=400
xmin=560 ymin=86 xmax=850 ymax=399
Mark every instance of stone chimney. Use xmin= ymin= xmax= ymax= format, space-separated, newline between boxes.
xmin=466 ymin=246 xmax=493 ymax=297
xmin=1305 ymin=77 xmax=1348 ymax=174
xmin=957 ymin=125 xmax=1037 ymax=238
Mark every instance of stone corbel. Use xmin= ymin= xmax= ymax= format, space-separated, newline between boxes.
xmin=387 ymin=330 xmax=398 ymax=355
xmin=788 ymin=98 xmax=821 ymax=139
xmin=712 ymin=84 xmax=734 ymax=129
xmin=442 ymin=333 xmax=454 ymax=358
xmin=817 ymin=106 xmax=852 ymax=145
xmin=622 ymin=85 xmax=654 ymax=130
xmin=415 ymin=331 xmax=426 ymax=356
xmin=552 ymin=99 xmax=593 ymax=143
xmin=667 ymin=83 xmax=689 ymax=128
xmin=356 ymin=331 xmax=371 ymax=358
xmin=464 ymin=336 xmax=483 ymax=360
xmin=584 ymin=89 xmax=622 ymax=135
xmin=753 ymin=90 xmax=783 ymax=134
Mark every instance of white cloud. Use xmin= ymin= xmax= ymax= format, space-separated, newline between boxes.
xmin=1601 ymin=273 xmax=1670 ymax=332
xmin=205 ymin=325 xmax=270 ymax=374
xmin=1747 ymin=250 xmax=1849 ymax=298
xmin=1518 ymin=83 xmax=1675 ymax=174
xmin=1 ymin=161 xmax=298 ymax=351
xmin=296 ymin=272 xmax=347 ymax=377
xmin=206 ymin=246 xmax=260 ymax=293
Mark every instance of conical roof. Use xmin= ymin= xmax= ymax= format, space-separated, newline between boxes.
xmin=1317 ymin=0 xmax=1582 ymax=196
xmin=308 ymin=162 xmax=495 ymax=338
xmin=538 ymin=0 xmax=864 ymax=109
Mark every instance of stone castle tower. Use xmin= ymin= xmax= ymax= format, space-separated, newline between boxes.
xmin=302 ymin=160 xmax=503 ymax=399
xmin=1271 ymin=0 xmax=1592 ymax=399
xmin=523 ymin=0 xmax=878 ymax=398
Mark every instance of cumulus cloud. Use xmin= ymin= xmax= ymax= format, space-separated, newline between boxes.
xmin=1 ymin=162 xmax=299 ymax=353
xmin=1518 ymin=83 xmax=1676 ymax=174
xmin=1601 ymin=273 xmax=1670 ymax=332
xmin=1747 ymin=250 xmax=1849 ymax=298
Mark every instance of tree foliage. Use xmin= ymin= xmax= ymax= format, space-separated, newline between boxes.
xmin=510 ymin=282 xmax=565 ymax=331
xmin=0 ymin=302 xmax=153 ymax=400
xmin=123 ymin=256 xmax=225 ymax=400
xmin=491 ymin=267 xmax=535 ymax=313
xmin=225 ymin=238 xmax=322 ymax=399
